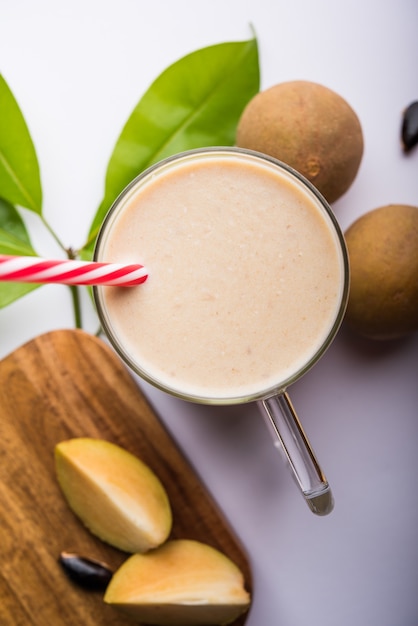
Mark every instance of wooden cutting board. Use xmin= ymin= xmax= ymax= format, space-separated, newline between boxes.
xmin=0 ymin=329 xmax=252 ymax=625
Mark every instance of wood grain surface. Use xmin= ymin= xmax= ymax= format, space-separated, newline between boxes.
xmin=0 ymin=329 xmax=252 ymax=625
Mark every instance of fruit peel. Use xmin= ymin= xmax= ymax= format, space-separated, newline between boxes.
xmin=236 ymin=80 xmax=364 ymax=203
xmin=344 ymin=204 xmax=418 ymax=339
xmin=55 ymin=438 xmax=172 ymax=553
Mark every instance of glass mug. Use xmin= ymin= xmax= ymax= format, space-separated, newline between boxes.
xmin=93 ymin=147 xmax=349 ymax=516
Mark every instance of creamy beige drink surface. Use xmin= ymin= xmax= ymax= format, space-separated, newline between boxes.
xmin=95 ymin=151 xmax=345 ymax=401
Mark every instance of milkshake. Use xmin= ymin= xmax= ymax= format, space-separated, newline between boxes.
xmin=94 ymin=148 xmax=348 ymax=404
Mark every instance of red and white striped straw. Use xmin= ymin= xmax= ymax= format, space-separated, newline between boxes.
xmin=0 ymin=255 xmax=148 ymax=287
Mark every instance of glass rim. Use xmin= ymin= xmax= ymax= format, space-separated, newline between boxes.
xmin=93 ymin=146 xmax=350 ymax=405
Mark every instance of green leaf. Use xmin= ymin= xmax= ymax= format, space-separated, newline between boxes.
xmin=0 ymin=74 xmax=42 ymax=213
xmin=0 ymin=274 xmax=40 ymax=308
xmin=84 ymin=36 xmax=260 ymax=252
xmin=0 ymin=198 xmax=40 ymax=307
xmin=0 ymin=198 xmax=36 ymax=249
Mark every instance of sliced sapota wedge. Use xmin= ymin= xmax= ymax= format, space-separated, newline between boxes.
xmin=55 ymin=438 xmax=172 ymax=553
xmin=104 ymin=539 xmax=251 ymax=625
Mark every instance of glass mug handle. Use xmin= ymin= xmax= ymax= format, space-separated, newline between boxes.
xmin=258 ymin=392 xmax=334 ymax=515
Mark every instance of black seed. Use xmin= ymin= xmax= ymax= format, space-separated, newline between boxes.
xmin=401 ymin=101 xmax=418 ymax=152
xmin=59 ymin=551 xmax=113 ymax=591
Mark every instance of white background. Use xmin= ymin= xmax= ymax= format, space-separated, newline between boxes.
xmin=1 ymin=1 xmax=418 ymax=625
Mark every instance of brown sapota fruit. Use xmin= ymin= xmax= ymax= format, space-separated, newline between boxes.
xmin=236 ymin=80 xmax=364 ymax=203
xmin=344 ymin=204 xmax=418 ymax=339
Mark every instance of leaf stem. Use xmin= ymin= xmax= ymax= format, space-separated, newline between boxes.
xmin=40 ymin=215 xmax=67 ymax=251
xmin=80 ymin=227 xmax=99 ymax=255
xmin=38 ymin=215 xmax=84 ymax=328
xmin=65 ymin=247 xmax=83 ymax=328
xmin=70 ymin=285 xmax=82 ymax=328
